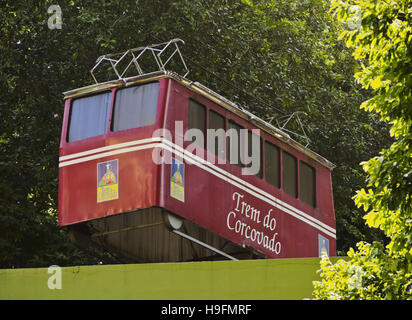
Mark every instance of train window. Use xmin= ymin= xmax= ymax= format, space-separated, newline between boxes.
xmin=228 ymin=120 xmax=243 ymax=167
xmin=282 ymin=151 xmax=297 ymax=197
xmin=265 ymin=141 xmax=280 ymax=188
xmin=246 ymin=130 xmax=262 ymax=177
xmin=112 ymin=82 xmax=159 ymax=132
xmin=67 ymin=91 xmax=112 ymax=142
xmin=188 ymin=99 xmax=206 ymax=146
xmin=300 ymin=161 xmax=316 ymax=207
xmin=208 ymin=110 xmax=226 ymax=160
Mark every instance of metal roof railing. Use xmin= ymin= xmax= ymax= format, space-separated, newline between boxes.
xmin=90 ymin=38 xmax=189 ymax=84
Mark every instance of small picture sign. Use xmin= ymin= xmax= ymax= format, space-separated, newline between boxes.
xmin=97 ymin=159 xmax=119 ymax=203
xmin=318 ymin=234 xmax=329 ymax=257
xmin=170 ymin=158 xmax=184 ymax=202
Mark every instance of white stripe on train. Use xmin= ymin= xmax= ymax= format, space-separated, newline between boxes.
xmin=59 ymin=138 xmax=336 ymax=238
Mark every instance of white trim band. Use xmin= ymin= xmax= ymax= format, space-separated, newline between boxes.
xmin=59 ymin=138 xmax=336 ymax=238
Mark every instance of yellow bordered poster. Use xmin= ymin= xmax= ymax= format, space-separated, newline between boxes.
xmin=170 ymin=158 xmax=184 ymax=202
xmin=97 ymin=159 xmax=119 ymax=203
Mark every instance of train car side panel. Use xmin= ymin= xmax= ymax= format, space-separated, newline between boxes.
xmin=159 ymin=79 xmax=336 ymax=258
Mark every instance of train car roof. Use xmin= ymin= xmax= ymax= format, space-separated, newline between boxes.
xmin=63 ymin=71 xmax=335 ymax=170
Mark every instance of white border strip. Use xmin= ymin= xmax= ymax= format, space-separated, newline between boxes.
xmin=159 ymin=143 xmax=336 ymax=239
xmin=59 ymin=139 xmax=336 ymax=238
xmin=59 ymin=143 xmax=160 ymax=167
xmin=161 ymin=139 xmax=336 ymax=235
xmin=59 ymin=137 xmax=162 ymax=161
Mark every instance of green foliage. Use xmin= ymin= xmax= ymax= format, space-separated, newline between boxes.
xmin=314 ymin=241 xmax=411 ymax=299
xmin=0 ymin=0 xmax=391 ymax=267
xmin=313 ymin=0 xmax=412 ymax=300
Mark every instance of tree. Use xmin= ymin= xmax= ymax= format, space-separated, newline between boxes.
xmin=313 ymin=0 xmax=411 ymax=299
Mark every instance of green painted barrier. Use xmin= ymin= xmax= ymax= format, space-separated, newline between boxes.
xmin=0 ymin=257 xmax=345 ymax=300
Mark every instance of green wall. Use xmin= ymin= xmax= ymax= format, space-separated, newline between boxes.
xmin=0 ymin=257 xmax=343 ymax=300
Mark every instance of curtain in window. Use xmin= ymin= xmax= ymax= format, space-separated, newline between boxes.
xmin=112 ymin=82 xmax=159 ymax=132
xmin=68 ymin=91 xmax=112 ymax=142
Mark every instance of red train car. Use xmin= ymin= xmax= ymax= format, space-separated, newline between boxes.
xmin=59 ymin=70 xmax=336 ymax=262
